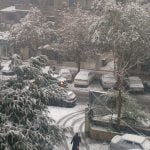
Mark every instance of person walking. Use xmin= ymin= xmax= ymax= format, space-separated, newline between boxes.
xmin=71 ymin=132 xmax=81 ymax=150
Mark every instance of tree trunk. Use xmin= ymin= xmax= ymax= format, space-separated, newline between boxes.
xmin=76 ymin=53 xmax=81 ymax=72
xmin=77 ymin=61 xmax=81 ymax=73
xmin=116 ymin=72 xmax=123 ymax=129
xmin=117 ymin=88 xmax=122 ymax=129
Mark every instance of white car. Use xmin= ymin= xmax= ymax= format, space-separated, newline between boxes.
xmin=127 ymin=76 xmax=144 ymax=93
xmin=74 ymin=71 xmax=95 ymax=86
xmin=101 ymin=73 xmax=117 ymax=89
xmin=110 ymin=134 xmax=150 ymax=150
xmin=59 ymin=68 xmax=72 ymax=82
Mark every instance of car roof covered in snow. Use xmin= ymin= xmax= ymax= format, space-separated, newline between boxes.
xmin=102 ymin=73 xmax=116 ymax=82
xmin=128 ymin=76 xmax=142 ymax=81
xmin=122 ymin=134 xmax=146 ymax=144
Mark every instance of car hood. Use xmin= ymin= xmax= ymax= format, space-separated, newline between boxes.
xmin=65 ymin=91 xmax=76 ymax=101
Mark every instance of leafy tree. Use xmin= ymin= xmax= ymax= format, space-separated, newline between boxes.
xmin=0 ymin=55 xmax=67 ymax=150
xmin=89 ymin=1 xmax=150 ymax=127
xmin=58 ymin=8 xmax=96 ymax=72
xmin=29 ymin=55 xmax=48 ymax=69
xmin=0 ymin=88 xmax=65 ymax=150
xmin=10 ymin=7 xmax=57 ymax=57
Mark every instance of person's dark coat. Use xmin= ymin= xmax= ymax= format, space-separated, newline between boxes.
xmin=71 ymin=134 xmax=81 ymax=150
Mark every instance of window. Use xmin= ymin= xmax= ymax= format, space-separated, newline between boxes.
xmin=0 ymin=45 xmax=8 ymax=57
xmin=5 ymin=14 xmax=16 ymax=21
xmin=133 ymin=143 xmax=142 ymax=149
xmin=69 ymin=0 xmax=76 ymax=7
xmin=85 ymin=0 xmax=88 ymax=7
xmin=47 ymin=0 xmax=54 ymax=6
xmin=122 ymin=140 xmax=133 ymax=149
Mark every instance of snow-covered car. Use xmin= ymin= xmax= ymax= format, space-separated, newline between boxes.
xmin=126 ymin=76 xmax=144 ymax=93
xmin=59 ymin=68 xmax=72 ymax=82
xmin=61 ymin=90 xmax=77 ymax=107
xmin=48 ymin=89 xmax=77 ymax=107
xmin=101 ymin=73 xmax=117 ymax=90
xmin=110 ymin=134 xmax=150 ymax=150
xmin=1 ymin=61 xmax=14 ymax=75
xmin=50 ymin=73 xmax=67 ymax=87
xmin=74 ymin=71 xmax=95 ymax=87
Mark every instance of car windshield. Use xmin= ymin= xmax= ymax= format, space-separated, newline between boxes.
xmin=76 ymin=72 xmax=88 ymax=80
xmin=142 ymin=139 xmax=150 ymax=149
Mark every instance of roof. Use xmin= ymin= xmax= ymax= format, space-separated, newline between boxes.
xmin=122 ymin=134 xmax=146 ymax=144
xmin=0 ymin=6 xmax=29 ymax=13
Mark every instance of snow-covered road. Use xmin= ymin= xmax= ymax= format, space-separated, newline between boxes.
xmin=48 ymin=104 xmax=110 ymax=150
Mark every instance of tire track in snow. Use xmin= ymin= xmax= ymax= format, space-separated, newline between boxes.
xmin=57 ymin=109 xmax=90 ymax=150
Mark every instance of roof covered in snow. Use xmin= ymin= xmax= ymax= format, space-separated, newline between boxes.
xmin=0 ymin=32 xmax=9 ymax=40
xmin=0 ymin=6 xmax=29 ymax=13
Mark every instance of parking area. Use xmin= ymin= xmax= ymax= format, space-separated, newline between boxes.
xmin=67 ymin=78 xmax=150 ymax=113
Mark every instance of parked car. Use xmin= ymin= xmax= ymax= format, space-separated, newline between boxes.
xmin=48 ymin=89 xmax=77 ymax=107
xmin=61 ymin=90 xmax=77 ymax=107
xmin=126 ymin=76 xmax=144 ymax=93
xmin=1 ymin=61 xmax=14 ymax=75
xmin=59 ymin=68 xmax=72 ymax=82
xmin=50 ymin=73 xmax=67 ymax=87
xmin=110 ymin=134 xmax=150 ymax=150
xmin=101 ymin=73 xmax=117 ymax=90
xmin=74 ymin=71 xmax=95 ymax=87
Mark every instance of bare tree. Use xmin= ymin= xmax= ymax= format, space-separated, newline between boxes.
xmin=89 ymin=0 xmax=150 ymax=128
xmin=57 ymin=8 xmax=96 ymax=72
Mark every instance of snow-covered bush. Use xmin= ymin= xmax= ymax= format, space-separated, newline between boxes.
xmin=100 ymin=91 xmax=150 ymax=126
xmin=30 ymin=55 xmax=48 ymax=69
xmin=10 ymin=7 xmax=58 ymax=56
xmin=0 ymin=55 xmax=67 ymax=149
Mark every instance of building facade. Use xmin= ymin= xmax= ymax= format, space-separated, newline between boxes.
xmin=0 ymin=32 xmax=13 ymax=59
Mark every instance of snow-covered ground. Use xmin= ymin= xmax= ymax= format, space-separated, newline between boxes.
xmin=48 ymin=105 xmax=109 ymax=150
xmin=48 ymin=104 xmax=86 ymax=122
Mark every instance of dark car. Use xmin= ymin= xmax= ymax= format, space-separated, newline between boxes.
xmin=144 ymin=81 xmax=150 ymax=92
xmin=60 ymin=90 xmax=77 ymax=107
xmin=45 ymin=87 xmax=77 ymax=107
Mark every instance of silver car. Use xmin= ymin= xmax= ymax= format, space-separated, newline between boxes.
xmin=74 ymin=71 xmax=95 ymax=87
xmin=101 ymin=73 xmax=116 ymax=90
xmin=127 ymin=76 xmax=144 ymax=93
xmin=110 ymin=134 xmax=150 ymax=150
